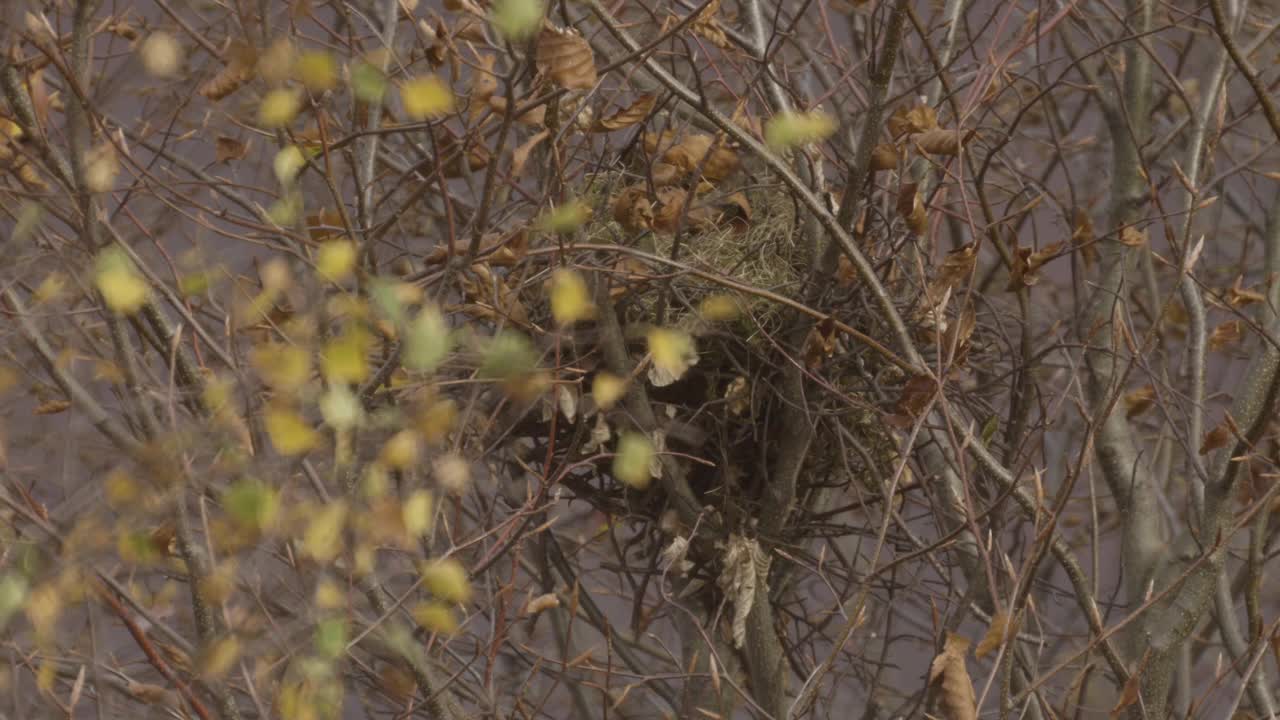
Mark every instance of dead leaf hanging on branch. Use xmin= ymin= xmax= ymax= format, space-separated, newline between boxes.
xmin=929 ymin=633 xmax=977 ymax=720
xmin=592 ymin=94 xmax=656 ymax=132
xmin=536 ymin=27 xmax=597 ymax=91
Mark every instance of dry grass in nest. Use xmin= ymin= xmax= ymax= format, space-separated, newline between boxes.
xmin=577 ymin=172 xmax=803 ymax=328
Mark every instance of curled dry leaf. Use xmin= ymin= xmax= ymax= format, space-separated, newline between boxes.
xmin=888 ymin=102 xmax=937 ymax=138
xmin=942 ymin=302 xmax=977 ymax=363
xmin=1071 ymin=207 xmax=1098 ymax=267
xmin=934 ymin=242 xmax=978 ymax=291
xmin=487 ymin=95 xmax=546 ymax=126
xmin=199 ymin=42 xmax=256 ymax=100
xmin=536 ymin=27 xmax=597 ymax=91
xmin=871 ymin=142 xmax=899 ymax=171
xmin=689 ymin=0 xmax=731 ymax=48
xmin=897 ymin=182 xmax=927 ymax=235
xmin=1200 ymin=422 xmax=1232 ymax=455
xmin=469 ymin=53 xmax=498 ymax=108
xmin=801 ymin=317 xmax=838 ymax=369
xmin=1208 ymin=320 xmax=1243 ymax=351
xmin=1008 ymin=241 xmax=1065 ymax=290
xmin=888 ymin=374 xmax=936 ymax=427
xmin=716 ymin=534 xmax=770 ymax=649
xmin=715 ymin=191 xmax=752 ymax=232
xmin=214 ymin=136 xmax=249 ymax=163
xmin=1123 ymin=385 xmax=1157 ymax=419
xmin=661 ymin=133 xmax=740 ymax=182
xmin=652 ymin=187 xmax=717 ymax=234
xmin=911 ymin=128 xmax=968 ymax=156
xmin=524 ymin=593 xmax=560 ymax=616
xmin=1226 ymin=277 xmax=1265 ymax=307
xmin=725 ymin=376 xmax=749 ymax=416
xmin=1118 ymin=225 xmax=1147 ymax=247
xmin=509 ymin=129 xmax=549 ymax=180
xmin=929 ymin=633 xmax=977 ymax=720
xmin=974 ymin=611 xmax=1020 ymax=659
xmin=593 ymin=94 xmax=656 ymax=132
xmin=612 ymin=185 xmax=654 ymax=232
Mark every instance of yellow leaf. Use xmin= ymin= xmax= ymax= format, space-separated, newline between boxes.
xmin=258 ymin=88 xmax=303 ymax=128
xmin=94 ymin=246 xmax=149 ymax=314
xmin=700 ymin=293 xmax=739 ymax=321
xmin=273 ymin=145 xmax=307 ymax=184
xmin=403 ymin=305 xmax=451 ymax=373
xmin=764 ymin=109 xmax=837 ymax=150
xmin=139 ymin=32 xmax=183 ymax=78
xmin=316 ymin=239 xmax=357 ymax=281
xmin=549 ymin=268 xmax=594 ymax=325
xmin=613 ymin=432 xmax=654 ymax=490
xmin=646 ymin=328 xmax=697 ymax=386
xmin=537 ymin=199 xmax=591 ymax=233
xmin=315 ymin=579 xmax=346 ymax=610
xmin=379 ymin=430 xmax=420 ymax=469
xmin=491 ymin=0 xmax=544 ymax=40
xmin=303 ymin=500 xmax=348 ymax=563
xmin=321 ymin=329 xmax=371 ymax=383
xmin=416 ymin=398 xmax=457 ymax=444
xmin=295 ymin=50 xmax=338 ymax=91
xmin=264 ymin=405 xmax=319 ymax=455
xmin=400 ymin=75 xmax=455 ymax=119
xmin=83 ymin=143 xmax=120 ymax=193
xmin=421 ymin=558 xmax=472 ymax=603
xmin=433 ymin=452 xmax=471 ymax=495
xmin=251 ymin=342 xmax=312 ymax=393
xmin=259 ymin=37 xmax=296 ymax=85
xmin=403 ymin=490 xmax=434 ymax=537
xmin=199 ymin=636 xmax=241 ymax=680
xmin=319 ymin=384 xmax=362 ymax=430
xmin=592 ymin=372 xmax=627 ymax=410
xmin=412 ymin=601 xmax=458 ymax=634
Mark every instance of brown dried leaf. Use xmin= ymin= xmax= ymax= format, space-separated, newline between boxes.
xmin=469 ymin=53 xmax=498 ymax=106
xmin=214 ymin=136 xmax=249 ymax=163
xmin=487 ymin=96 xmax=546 ymax=126
xmin=888 ymin=102 xmax=937 ymax=138
xmin=126 ymin=681 xmax=180 ymax=708
xmin=892 ymin=374 xmax=936 ymax=424
xmin=34 ymin=399 xmax=71 ymax=415
xmin=662 ymin=134 xmax=740 ymax=182
xmin=929 ymin=633 xmax=977 ymax=720
xmin=1124 ymin=385 xmax=1157 ymax=419
xmin=942 ymin=302 xmax=977 ymax=364
xmin=1111 ymin=671 xmax=1142 ymax=718
xmin=509 ymin=129 xmax=549 ymax=179
xmin=911 ymin=128 xmax=965 ymax=156
xmin=199 ymin=42 xmax=255 ymax=101
xmin=1071 ymin=207 xmax=1098 ymax=267
xmin=935 ymin=242 xmax=978 ymax=290
xmin=612 ymin=185 xmax=654 ymax=232
xmin=1208 ymin=320 xmax=1243 ymax=351
xmin=536 ymin=27 xmax=597 ymax=91
xmin=689 ymin=0 xmax=732 ymax=49
xmin=652 ymin=188 xmax=716 ymax=234
xmin=1027 ymin=241 xmax=1066 ymax=273
xmin=974 ymin=611 xmax=1020 ymax=659
xmin=835 ymin=254 xmax=858 ymax=287
xmin=593 ymin=94 xmax=656 ymax=132
xmin=896 ymin=182 xmax=927 ymax=235
xmin=715 ymin=191 xmax=752 ymax=232
xmin=1227 ymin=277 xmax=1265 ymax=308
xmin=1118 ymin=225 xmax=1147 ymax=247
xmin=1201 ymin=422 xmax=1232 ymax=455
xmin=871 ymin=142 xmax=899 ymax=171
xmin=802 ymin=317 xmax=839 ymax=369
xmin=452 ymin=14 xmax=488 ymax=43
